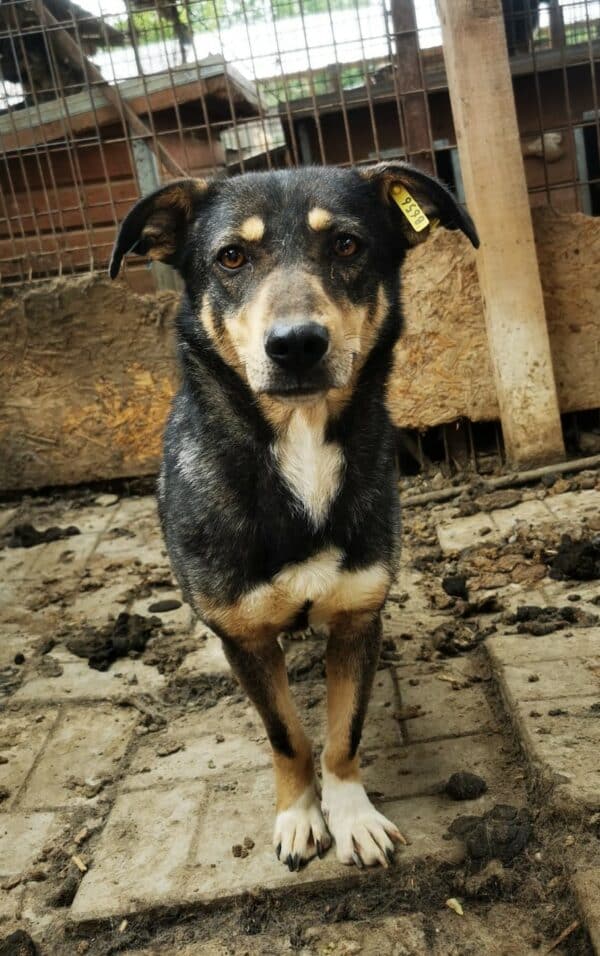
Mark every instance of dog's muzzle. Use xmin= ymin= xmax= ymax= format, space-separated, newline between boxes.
xmin=265 ymin=322 xmax=329 ymax=375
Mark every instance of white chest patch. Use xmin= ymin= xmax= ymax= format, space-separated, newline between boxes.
xmin=272 ymin=406 xmax=344 ymax=528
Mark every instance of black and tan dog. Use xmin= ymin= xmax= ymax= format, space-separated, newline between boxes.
xmin=110 ymin=164 xmax=478 ymax=871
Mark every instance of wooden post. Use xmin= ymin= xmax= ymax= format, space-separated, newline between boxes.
xmin=391 ymin=0 xmax=435 ymax=172
xmin=437 ymin=0 xmax=565 ymax=465
xmin=548 ymin=0 xmax=566 ymax=50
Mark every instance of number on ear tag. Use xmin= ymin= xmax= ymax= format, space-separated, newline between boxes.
xmin=390 ymin=185 xmax=430 ymax=233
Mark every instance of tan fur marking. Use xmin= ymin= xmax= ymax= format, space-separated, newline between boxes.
xmin=197 ymin=553 xmax=390 ymax=641
xmin=258 ymin=386 xmax=352 ymax=431
xmin=147 ymin=242 xmax=175 ymax=260
xmin=310 ymin=565 xmax=391 ymax=628
xmin=323 ymin=671 xmax=361 ymax=782
xmin=221 ymin=266 xmax=379 ymax=398
xmin=271 ymin=666 xmax=315 ymax=810
xmin=239 ymin=215 xmax=265 ymax=243
xmin=273 ymin=750 xmax=315 ymax=812
xmin=155 ymin=179 xmax=207 ymax=215
xmin=308 ymin=207 xmax=333 ymax=231
xmin=322 ymin=610 xmax=381 ymax=782
xmin=198 ymin=296 xmax=248 ymax=380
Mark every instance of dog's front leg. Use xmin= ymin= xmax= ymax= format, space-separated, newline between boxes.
xmin=321 ymin=610 xmax=403 ymax=868
xmin=222 ymin=635 xmax=331 ymax=870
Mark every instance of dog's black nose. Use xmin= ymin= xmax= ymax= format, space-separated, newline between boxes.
xmin=265 ymin=323 xmax=329 ymax=373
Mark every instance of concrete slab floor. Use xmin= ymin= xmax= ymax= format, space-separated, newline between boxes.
xmin=0 ymin=480 xmax=599 ymax=955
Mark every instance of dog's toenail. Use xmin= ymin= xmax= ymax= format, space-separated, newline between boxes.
xmin=276 ymin=842 xmax=281 ymax=860
xmin=316 ymin=840 xmax=323 ymax=859
xmin=351 ymin=851 xmax=364 ymax=869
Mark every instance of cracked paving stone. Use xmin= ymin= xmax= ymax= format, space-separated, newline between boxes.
xmin=69 ymin=782 xmax=206 ymax=921
xmin=0 ymin=811 xmax=63 ymax=879
xmin=20 ymin=705 xmax=137 ymax=809
xmin=511 ymin=696 xmax=600 ymax=808
xmin=0 ymin=710 xmax=58 ymax=809
xmin=395 ymin=668 xmax=498 ymax=742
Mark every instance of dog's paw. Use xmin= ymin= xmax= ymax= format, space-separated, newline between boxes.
xmin=273 ymin=784 xmax=331 ymax=871
xmin=321 ymin=775 xmax=404 ymax=868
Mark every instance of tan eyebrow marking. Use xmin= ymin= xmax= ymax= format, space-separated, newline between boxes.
xmin=238 ymin=215 xmax=265 ymax=243
xmin=308 ymin=207 xmax=333 ymax=231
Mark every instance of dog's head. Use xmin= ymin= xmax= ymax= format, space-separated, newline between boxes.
xmin=110 ymin=164 xmax=478 ymax=403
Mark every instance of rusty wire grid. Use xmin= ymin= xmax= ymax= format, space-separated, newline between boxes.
xmin=0 ymin=0 xmax=599 ymax=288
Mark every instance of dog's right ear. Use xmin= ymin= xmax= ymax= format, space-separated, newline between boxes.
xmin=109 ymin=178 xmax=208 ymax=279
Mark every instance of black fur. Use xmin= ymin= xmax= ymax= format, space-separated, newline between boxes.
xmin=113 ymin=167 xmax=476 ymax=617
xmin=111 ymin=165 xmax=478 ymax=782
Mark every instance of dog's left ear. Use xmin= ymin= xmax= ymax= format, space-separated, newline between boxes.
xmin=359 ymin=162 xmax=479 ymax=249
xmin=109 ymin=178 xmax=208 ymax=279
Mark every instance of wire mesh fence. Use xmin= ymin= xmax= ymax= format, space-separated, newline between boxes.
xmin=0 ymin=0 xmax=599 ymax=286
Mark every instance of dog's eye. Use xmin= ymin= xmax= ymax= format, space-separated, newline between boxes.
xmin=218 ymin=246 xmax=247 ymax=270
xmin=333 ymin=234 xmax=359 ymax=258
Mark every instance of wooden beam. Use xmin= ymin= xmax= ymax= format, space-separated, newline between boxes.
xmin=30 ymin=0 xmax=186 ymax=180
xmin=437 ymin=0 xmax=565 ymax=465
xmin=548 ymin=0 xmax=566 ymax=49
xmin=390 ymin=0 xmax=435 ymax=171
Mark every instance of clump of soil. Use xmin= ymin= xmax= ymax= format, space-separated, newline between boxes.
xmin=458 ymin=541 xmax=548 ymax=592
xmin=548 ymin=534 xmax=600 ymax=581
xmin=286 ymin=645 xmax=326 ymax=683
xmin=165 ymin=672 xmax=238 ymax=709
xmin=448 ymin=804 xmax=531 ymax=863
xmin=0 ymin=930 xmax=38 ymax=955
xmin=456 ymin=859 xmax=516 ymax=900
xmin=445 ymin=771 xmax=488 ymax=801
xmin=65 ymin=612 xmax=162 ymax=671
xmin=143 ymin=632 xmax=198 ymax=674
xmin=0 ymin=665 xmax=24 ymax=699
xmin=148 ymin=598 xmax=182 ymax=613
xmin=47 ymin=873 xmax=81 ymax=908
xmin=442 ymin=574 xmax=468 ymax=600
xmin=430 ymin=621 xmax=495 ymax=656
xmin=446 ymin=593 xmax=503 ymax=619
xmin=506 ymin=604 xmax=598 ymax=636
xmin=474 ymin=489 xmax=523 ymax=512
xmin=4 ymin=523 xmax=80 ymax=549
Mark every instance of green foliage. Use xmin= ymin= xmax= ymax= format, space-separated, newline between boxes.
xmin=112 ymin=9 xmax=177 ymax=42
xmin=113 ymin=0 xmax=370 ymax=41
xmin=260 ymin=57 xmax=385 ymax=103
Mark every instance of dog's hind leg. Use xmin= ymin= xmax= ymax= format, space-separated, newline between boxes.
xmin=222 ymin=636 xmax=331 ymax=870
xmin=321 ymin=610 xmax=404 ymax=868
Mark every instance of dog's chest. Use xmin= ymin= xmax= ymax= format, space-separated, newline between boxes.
xmin=208 ymin=547 xmax=391 ymax=638
xmin=272 ymin=407 xmax=344 ymax=527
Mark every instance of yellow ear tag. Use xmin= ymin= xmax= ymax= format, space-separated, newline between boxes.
xmin=390 ymin=184 xmax=430 ymax=233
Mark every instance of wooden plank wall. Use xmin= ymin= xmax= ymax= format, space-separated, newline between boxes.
xmin=0 ymin=118 xmax=224 ymax=281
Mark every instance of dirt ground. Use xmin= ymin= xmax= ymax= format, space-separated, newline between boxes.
xmin=1 ymin=465 xmax=600 ymax=955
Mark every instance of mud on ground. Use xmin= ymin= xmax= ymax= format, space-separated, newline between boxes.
xmin=1 ymin=468 xmax=599 ymax=955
